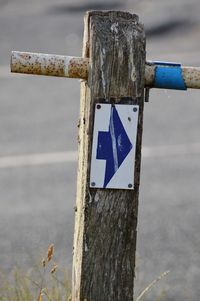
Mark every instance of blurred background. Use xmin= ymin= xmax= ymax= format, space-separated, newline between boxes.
xmin=0 ymin=0 xmax=200 ymax=300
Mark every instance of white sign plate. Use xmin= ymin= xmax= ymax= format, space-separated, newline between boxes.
xmin=90 ymin=103 xmax=139 ymax=190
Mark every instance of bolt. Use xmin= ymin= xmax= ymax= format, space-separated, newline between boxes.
xmin=91 ymin=182 xmax=96 ymax=187
xmin=128 ymin=184 xmax=133 ymax=188
xmin=133 ymin=107 xmax=137 ymax=112
xmin=97 ymin=104 xmax=101 ymax=109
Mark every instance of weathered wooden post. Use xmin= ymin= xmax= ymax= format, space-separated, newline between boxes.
xmin=72 ymin=11 xmax=145 ymax=301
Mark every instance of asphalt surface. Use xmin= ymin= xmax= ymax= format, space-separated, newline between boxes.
xmin=1 ymin=1 xmax=200 ymax=300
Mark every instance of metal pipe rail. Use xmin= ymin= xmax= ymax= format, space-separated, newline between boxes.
xmin=11 ymin=51 xmax=200 ymax=90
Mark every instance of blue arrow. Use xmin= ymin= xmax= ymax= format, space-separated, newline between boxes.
xmin=96 ymin=105 xmax=133 ymax=188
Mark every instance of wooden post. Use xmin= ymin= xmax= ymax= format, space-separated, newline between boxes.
xmin=72 ymin=11 xmax=146 ymax=301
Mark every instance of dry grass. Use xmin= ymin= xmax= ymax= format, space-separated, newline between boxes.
xmin=135 ymin=270 xmax=170 ymax=301
xmin=0 ymin=245 xmax=71 ymax=301
xmin=0 ymin=244 xmax=169 ymax=301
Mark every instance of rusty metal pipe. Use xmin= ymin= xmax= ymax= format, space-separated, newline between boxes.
xmin=11 ymin=51 xmax=89 ymax=79
xmin=182 ymin=67 xmax=200 ymax=89
xmin=11 ymin=51 xmax=200 ymax=89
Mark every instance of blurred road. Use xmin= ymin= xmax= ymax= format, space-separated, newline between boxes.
xmin=1 ymin=0 xmax=200 ymax=300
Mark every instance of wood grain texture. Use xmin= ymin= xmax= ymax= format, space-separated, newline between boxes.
xmin=72 ymin=11 xmax=146 ymax=301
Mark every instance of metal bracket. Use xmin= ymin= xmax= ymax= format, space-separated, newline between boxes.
xmin=145 ymin=87 xmax=150 ymax=102
xmin=153 ymin=61 xmax=187 ymax=90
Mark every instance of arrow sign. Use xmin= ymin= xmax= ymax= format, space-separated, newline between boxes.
xmin=97 ymin=105 xmax=133 ymax=188
xmin=90 ymin=103 xmax=139 ymax=189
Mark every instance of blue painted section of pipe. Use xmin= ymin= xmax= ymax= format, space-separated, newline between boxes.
xmin=154 ymin=61 xmax=187 ymax=90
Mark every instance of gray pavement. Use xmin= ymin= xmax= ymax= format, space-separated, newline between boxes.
xmin=1 ymin=1 xmax=200 ymax=300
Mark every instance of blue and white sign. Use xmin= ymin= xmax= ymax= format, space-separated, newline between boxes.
xmin=90 ymin=103 xmax=139 ymax=190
